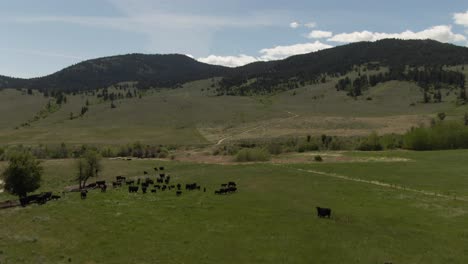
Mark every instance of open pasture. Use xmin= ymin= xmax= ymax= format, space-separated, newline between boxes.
xmin=1 ymin=150 xmax=468 ymax=263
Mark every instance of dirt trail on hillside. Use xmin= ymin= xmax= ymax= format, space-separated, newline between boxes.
xmin=278 ymin=165 xmax=468 ymax=202
xmin=215 ymin=111 xmax=299 ymax=145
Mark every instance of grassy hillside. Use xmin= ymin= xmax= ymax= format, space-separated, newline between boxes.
xmin=1 ymin=76 xmax=468 ymax=146
xmin=1 ymin=150 xmax=468 ymax=263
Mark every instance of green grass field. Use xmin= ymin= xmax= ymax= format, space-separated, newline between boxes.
xmin=1 ymin=150 xmax=468 ymax=263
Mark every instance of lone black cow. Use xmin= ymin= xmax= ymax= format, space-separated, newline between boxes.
xmin=316 ymin=207 xmax=331 ymax=218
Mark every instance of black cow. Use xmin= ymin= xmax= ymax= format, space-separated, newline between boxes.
xmin=145 ymin=178 xmax=154 ymax=185
xmin=37 ymin=192 xmax=52 ymax=204
xmin=142 ymin=182 xmax=149 ymax=188
xmin=159 ymin=173 xmax=165 ymax=178
xmin=112 ymin=181 xmax=122 ymax=188
xmin=156 ymin=178 xmax=163 ymax=183
xmin=144 ymin=171 xmax=148 ymax=175
xmin=228 ymin=181 xmax=236 ymax=187
xmin=96 ymin=180 xmax=106 ymax=186
xmin=154 ymin=185 xmax=161 ymax=189
xmin=142 ymin=186 xmax=147 ymax=194
xmin=221 ymin=184 xmax=227 ymax=187
xmin=101 ymin=184 xmax=107 ymax=193
xmin=203 ymin=187 xmax=206 ymax=192
xmin=116 ymin=176 xmax=126 ymax=182
xmin=177 ymin=184 xmax=181 ymax=190
xmin=185 ymin=183 xmax=198 ymax=191
xmin=176 ymin=191 xmax=182 ymax=196
xmin=316 ymin=207 xmax=331 ymax=218
xmin=126 ymin=180 xmax=135 ymax=185
xmin=159 ymin=166 xmax=164 ymax=170
xmin=128 ymin=186 xmax=139 ymax=193
xmin=137 ymin=179 xmax=141 ymax=185
xmin=51 ymin=195 xmax=61 ymax=200
xmin=154 ymin=167 xmax=158 ymax=171
xmin=151 ymin=189 xmax=157 ymax=193
xmin=162 ymin=185 xmax=167 ymax=191
xmin=80 ymin=190 xmax=88 ymax=199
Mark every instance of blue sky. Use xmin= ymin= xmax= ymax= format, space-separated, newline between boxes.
xmin=1 ymin=0 xmax=468 ymax=78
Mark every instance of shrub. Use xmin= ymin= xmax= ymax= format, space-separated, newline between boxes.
xmin=267 ymin=143 xmax=283 ymax=155
xmin=357 ymin=132 xmax=383 ymax=151
xmin=314 ymin=155 xmax=323 ymax=162
xmin=235 ymin=148 xmax=271 ymax=162
xmin=297 ymin=143 xmax=319 ymax=153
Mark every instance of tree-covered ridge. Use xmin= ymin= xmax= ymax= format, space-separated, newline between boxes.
xmin=0 ymin=54 xmax=229 ymax=93
xmin=1 ymin=39 xmax=468 ymax=96
xmin=217 ymin=39 xmax=468 ymax=95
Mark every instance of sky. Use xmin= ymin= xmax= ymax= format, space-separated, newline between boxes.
xmin=1 ymin=0 xmax=468 ymax=78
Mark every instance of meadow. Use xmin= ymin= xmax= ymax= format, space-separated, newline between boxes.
xmin=1 ymin=150 xmax=468 ymax=263
xmin=1 ymin=76 xmax=467 ymax=147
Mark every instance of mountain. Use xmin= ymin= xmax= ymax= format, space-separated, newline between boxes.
xmin=1 ymin=39 xmax=468 ymax=94
xmin=0 ymin=54 xmax=229 ymax=93
xmin=219 ymin=39 xmax=468 ymax=94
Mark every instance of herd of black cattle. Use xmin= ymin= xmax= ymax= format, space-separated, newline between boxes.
xmin=80 ymin=166 xmax=238 ymax=199
xmin=8 ymin=165 xmax=334 ymax=219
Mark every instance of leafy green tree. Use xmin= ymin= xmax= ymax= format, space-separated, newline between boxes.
xmin=77 ymin=150 xmax=102 ymax=189
xmin=1 ymin=151 xmax=43 ymax=198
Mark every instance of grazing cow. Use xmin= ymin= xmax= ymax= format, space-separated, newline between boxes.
xmin=137 ymin=179 xmax=141 ymax=185
xmin=164 ymin=178 xmax=170 ymax=185
xmin=144 ymin=171 xmax=148 ymax=175
xmin=159 ymin=166 xmax=164 ymax=171
xmin=185 ymin=183 xmax=199 ymax=191
xmin=214 ymin=190 xmax=221 ymax=195
xmin=96 ymin=180 xmax=106 ymax=186
xmin=154 ymin=185 xmax=161 ymax=189
xmin=126 ymin=180 xmax=135 ymax=185
xmin=316 ymin=207 xmax=332 ymax=218
xmin=112 ymin=181 xmax=121 ymax=188
xmin=162 ymin=185 xmax=167 ymax=191
xmin=37 ymin=192 xmax=52 ymax=204
xmin=159 ymin=173 xmax=165 ymax=178
xmin=203 ymin=187 xmax=206 ymax=192
xmin=146 ymin=178 xmax=154 ymax=184
xmin=128 ymin=186 xmax=139 ymax=193
xmin=80 ymin=190 xmax=88 ymax=199
xmin=142 ymin=186 xmax=147 ymax=194
xmin=228 ymin=182 xmax=236 ymax=187
xmin=51 ymin=195 xmax=61 ymax=200
xmin=221 ymin=184 xmax=227 ymax=187
xmin=176 ymin=191 xmax=182 ymax=196
xmin=177 ymin=184 xmax=181 ymax=190
xmin=156 ymin=178 xmax=163 ymax=183
xmin=151 ymin=189 xmax=157 ymax=193
xmin=154 ymin=167 xmax=158 ymax=171
xmin=101 ymin=184 xmax=107 ymax=193
xmin=127 ymin=158 xmax=132 ymax=161
xmin=116 ymin=176 xmax=126 ymax=182
xmin=142 ymin=182 xmax=149 ymax=188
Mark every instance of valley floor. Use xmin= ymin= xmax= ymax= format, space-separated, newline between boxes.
xmin=1 ymin=150 xmax=468 ymax=263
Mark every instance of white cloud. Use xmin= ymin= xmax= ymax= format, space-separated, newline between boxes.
xmin=197 ymin=54 xmax=258 ymax=67
xmin=328 ymin=25 xmax=466 ymax=43
xmin=454 ymin=10 xmax=468 ymax=27
xmin=304 ymin=22 xmax=317 ymax=28
xmin=259 ymin=41 xmax=332 ymax=61
xmin=307 ymin=30 xmax=333 ymax=39
xmin=290 ymin=22 xmax=300 ymax=29
xmin=197 ymin=41 xmax=333 ymax=67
